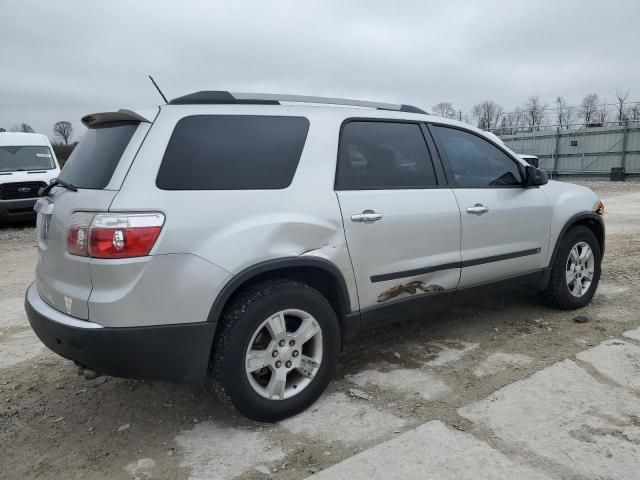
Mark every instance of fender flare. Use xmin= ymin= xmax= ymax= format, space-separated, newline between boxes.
xmin=206 ymin=257 xmax=352 ymax=326
xmin=548 ymin=212 xmax=605 ymax=268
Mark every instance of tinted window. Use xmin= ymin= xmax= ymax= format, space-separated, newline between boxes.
xmin=156 ymin=116 xmax=309 ymax=190
xmin=336 ymin=121 xmax=437 ymax=190
xmin=0 ymin=146 xmax=55 ymax=172
xmin=432 ymin=126 xmax=523 ymax=187
xmin=59 ymin=121 xmax=138 ymax=189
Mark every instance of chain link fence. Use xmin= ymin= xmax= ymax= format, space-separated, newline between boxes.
xmin=491 ymin=121 xmax=640 ymax=180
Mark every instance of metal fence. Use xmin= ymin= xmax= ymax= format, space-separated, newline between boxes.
xmin=491 ymin=121 xmax=640 ymax=179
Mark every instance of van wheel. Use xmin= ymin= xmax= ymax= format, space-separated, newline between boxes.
xmin=544 ymin=225 xmax=601 ymax=310
xmin=211 ymin=279 xmax=340 ymax=422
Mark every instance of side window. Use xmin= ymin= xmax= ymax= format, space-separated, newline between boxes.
xmin=431 ymin=126 xmax=523 ymax=188
xmin=336 ymin=121 xmax=438 ymax=190
xmin=156 ymin=115 xmax=309 ymax=190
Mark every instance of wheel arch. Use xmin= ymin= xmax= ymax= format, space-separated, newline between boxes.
xmin=549 ymin=212 xmax=605 ymax=268
xmin=207 ymin=257 xmax=354 ymax=342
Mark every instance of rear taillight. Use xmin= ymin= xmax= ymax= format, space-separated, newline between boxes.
xmin=67 ymin=212 xmax=165 ymax=259
xmin=67 ymin=212 xmax=94 ymax=256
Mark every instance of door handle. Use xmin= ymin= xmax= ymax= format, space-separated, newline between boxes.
xmin=351 ymin=209 xmax=383 ymax=223
xmin=466 ymin=204 xmax=489 ymax=215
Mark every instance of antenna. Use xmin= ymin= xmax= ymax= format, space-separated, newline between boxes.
xmin=148 ymin=75 xmax=168 ymax=103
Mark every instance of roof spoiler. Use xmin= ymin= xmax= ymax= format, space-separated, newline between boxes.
xmin=81 ymin=109 xmax=152 ymax=128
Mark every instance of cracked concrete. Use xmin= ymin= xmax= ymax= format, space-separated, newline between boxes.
xmin=347 ymin=368 xmax=450 ymax=400
xmin=175 ymin=422 xmax=286 ymax=480
xmin=577 ymin=339 xmax=640 ymax=390
xmin=280 ymin=392 xmax=407 ymax=444
xmin=473 ymin=352 xmax=533 ymax=377
xmin=623 ymin=327 xmax=640 ymax=343
xmin=423 ymin=341 xmax=479 ymax=367
xmin=308 ymin=421 xmax=553 ymax=480
xmin=459 ymin=360 xmax=640 ymax=480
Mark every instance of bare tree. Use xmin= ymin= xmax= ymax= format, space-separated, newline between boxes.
xmin=580 ymin=94 xmax=600 ymax=125
xmin=554 ymin=97 xmax=575 ymax=129
xmin=595 ymin=97 xmax=608 ymax=124
xmin=614 ymin=88 xmax=630 ymax=123
xmin=497 ymin=108 xmax=524 ymax=135
xmin=53 ymin=121 xmax=73 ymax=145
xmin=431 ymin=102 xmax=457 ymax=119
xmin=471 ymin=100 xmax=503 ymax=130
xmin=523 ymin=95 xmax=547 ymax=131
xmin=0 ymin=128 xmax=5 ymax=132
xmin=11 ymin=123 xmax=35 ymax=133
xmin=627 ymin=103 xmax=640 ymax=121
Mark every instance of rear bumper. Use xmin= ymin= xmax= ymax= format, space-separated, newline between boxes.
xmin=0 ymin=198 xmax=37 ymax=220
xmin=25 ymin=282 xmax=215 ymax=383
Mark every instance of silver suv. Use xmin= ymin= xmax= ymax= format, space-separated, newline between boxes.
xmin=25 ymin=91 xmax=605 ymax=421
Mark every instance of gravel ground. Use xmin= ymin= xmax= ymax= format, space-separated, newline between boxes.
xmin=1 ymin=181 xmax=639 ymax=480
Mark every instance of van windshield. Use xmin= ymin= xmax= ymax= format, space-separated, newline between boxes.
xmin=0 ymin=146 xmax=55 ymax=172
xmin=58 ymin=121 xmax=139 ymax=189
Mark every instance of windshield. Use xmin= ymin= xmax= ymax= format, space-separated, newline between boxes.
xmin=58 ymin=121 xmax=138 ymax=189
xmin=0 ymin=146 xmax=56 ymax=172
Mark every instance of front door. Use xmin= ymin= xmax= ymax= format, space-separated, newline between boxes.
xmin=334 ymin=120 xmax=461 ymax=323
xmin=429 ymin=124 xmax=551 ymax=288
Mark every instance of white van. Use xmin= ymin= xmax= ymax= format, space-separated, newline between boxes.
xmin=0 ymin=132 xmax=60 ymax=222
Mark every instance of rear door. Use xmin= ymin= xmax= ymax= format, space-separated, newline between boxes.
xmin=429 ymin=124 xmax=550 ymax=288
xmin=335 ymin=120 xmax=461 ymax=323
xmin=35 ymin=115 xmax=154 ymax=319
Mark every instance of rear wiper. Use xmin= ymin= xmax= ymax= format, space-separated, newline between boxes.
xmin=39 ymin=178 xmax=78 ymax=196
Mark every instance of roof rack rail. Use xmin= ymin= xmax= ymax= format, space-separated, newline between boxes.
xmin=168 ymin=91 xmax=428 ymax=114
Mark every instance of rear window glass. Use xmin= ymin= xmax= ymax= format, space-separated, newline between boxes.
xmin=58 ymin=121 xmax=138 ymax=189
xmin=0 ymin=146 xmax=55 ymax=172
xmin=156 ymin=115 xmax=309 ymax=190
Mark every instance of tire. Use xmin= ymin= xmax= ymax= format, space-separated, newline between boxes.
xmin=211 ymin=279 xmax=340 ymax=422
xmin=544 ymin=225 xmax=602 ymax=310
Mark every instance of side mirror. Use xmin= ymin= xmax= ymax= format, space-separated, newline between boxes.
xmin=525 ymin=166 xmax=548 ymax=187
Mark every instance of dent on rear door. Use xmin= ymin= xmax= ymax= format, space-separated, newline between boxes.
xmin=336 ymin=188 xmax=462 ymax=310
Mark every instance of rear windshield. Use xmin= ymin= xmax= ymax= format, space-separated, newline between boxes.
xmin=156 ymin=115 xmax=309 ymax=190
xmin=0 ymin=146 xmax=55 ymax=172
xmin=58 ymin=121 xmax=138 ymax=189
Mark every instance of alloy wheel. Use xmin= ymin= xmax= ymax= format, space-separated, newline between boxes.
xmin=244 ymin=309 xmax=323 ymax=400
xmin=565 ymin=241 xmax=595 ymax=297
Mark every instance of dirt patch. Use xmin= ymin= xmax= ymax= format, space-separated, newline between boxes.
xmin=473 ymin=352 xmax=533 ymax=377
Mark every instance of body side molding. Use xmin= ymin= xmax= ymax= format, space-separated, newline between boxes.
xmin=370 ymin=248 xmax=541 ymax=283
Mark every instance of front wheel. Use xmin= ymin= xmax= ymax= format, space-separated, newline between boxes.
xmin=544 ymin=225 xmax=602 ymax=310
xmin=211 ymin=279 xmax=340 ymax=422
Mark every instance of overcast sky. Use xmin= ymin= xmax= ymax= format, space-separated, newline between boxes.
xmin=1 ymin=0 xmax=639 ymax=141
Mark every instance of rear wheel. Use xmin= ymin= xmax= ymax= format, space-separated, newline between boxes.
xmin=544 ymin=225 xmax=601 ymax=310
xmin=211 ymin=279 xmax=340 ymax=422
